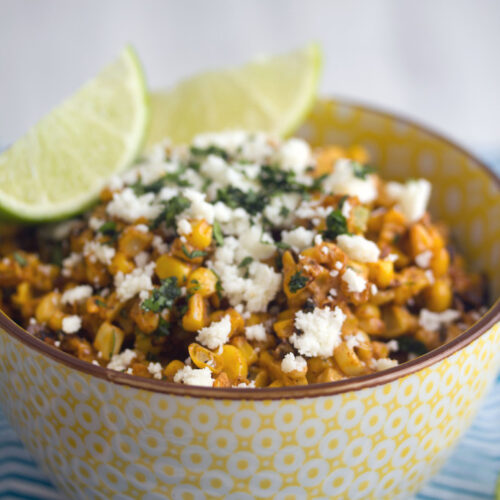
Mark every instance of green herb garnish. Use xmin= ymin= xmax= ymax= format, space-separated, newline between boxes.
xmin=279 ymin=206 xmax=290 ymax=217
xmin=97 ymin=221 xmax=119 ymax=239
xmin=141 ymin=277 xmax=182 ymax=313
xmin=95 ymin=299 xmax=107 ymax=308
xmin=289 ymin=270 xmax=308 ymax=293
xmin=154 ymin=317 xmax=171 ymax=337
xmin=181 ymin=245 xmax=207 ymax=259
xmin=213 ymin=220 xmax=224 ymax=246
xmin=352 ymin=162 xmax=377 ymax=180
xmin=190 ymin=145 xmax=229 ymax=160
xmin=323 ymin=210 xmax=349 ymax=240
xmin=275 ymin=241 xmax=291 ymax=250
xmin=151 ymin=195 xmax=191 ymax=229
xmin=13 ymin=252 xmax=27 ymax=267
xmin=216 ymin=187 xmax=267 ymax=215
xmin=238 ymin=256 xmax=253 ymax=269
xmin=397 ymin=336 xmax=427 ymax=356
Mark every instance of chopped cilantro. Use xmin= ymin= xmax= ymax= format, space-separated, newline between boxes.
xmin=13 ymin=252 xmax=27 ymax=267
xmin=397 ymin=336 xmax=427 ymax=356
xmin=323 ymin=210 xmax=349 ymax=240
xmin=289 ymin=271 xmax=308 ymax=293
xmin=141 ymin=277 xmax=182 ymax=313
xmin=238 ymin=256 xmax=253 ymax=269
xmin=181 ymin=245 xmax=207 ymax=259
xmin=190 ymin=145 xmax=229 ymax=160
xmin=258 ymin=165 xmax=306 ymax=195
xmin=213 ymin=220 xmax=224 ymax=246
xmin=154 ymin=317 xmax=171 ymax=337
xmin=94 ymin=298 xmax=107 ymax=307
xmin=131 ymin=178 xmax=165 ymax=195
xmin=392 ymin=233 xmax=401 ymax=245
xmin=279 ymin=206 xmax=290 ymax=217
xmin=275 ymin=241 xmax=291 ymax=250
xmin=215 ymin=277 xmax=223 ymax=299
xmin=189 ymin=279 xmax=201 ymax=292
xmin=151 ymin=196 xmax=191 ymax=229
xmin=338 ymin=195 xmax=348 ymax=210
xmin=215 ymin=186 xmax=267 ymax=215
xmin=352 ymin=162 xmax=377 ymax=180
xmin=97 ymin=221 xmax=120 ymax=243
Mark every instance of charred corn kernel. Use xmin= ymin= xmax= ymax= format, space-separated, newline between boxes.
xmin=35 ymin=292 xmax=61 ymax=324
xmin=188 ymin=343 xmax=223 ymax=373
xmin=118 ymin=226 xmax=153 ymax=257
xmin=187 ymin=267 xmax=218 ymax=297
xmin=307 ymin=357 xmax=331 ymax=381
xmin=130 ymin=300 xmax=159 ymax=334
xmin=273 ymin=318 xmax=294 ymax=339
xmin=371 ymin=341 xmax=390 ymax=359
xmin=424 ymin=278 xmax=452 ymax=312
xmin=109 ymin=252 xmax=135 ymax=275
xmin=268 ymin=380 xmax=283 ymax=388
xmin=334 ymin=343 xmax=368 ymax=376
xmin=316 ymin=366 xmax=344 ymax=383
xmin=381 ymin=305 xmax=418 ymax=337
xmin=93 ymin=322 xmax=125 ymax=361
xmin=368 ymin=260 xmax=394 ymax=288
xmin=353 ymin=331 xmax=373 ymax=363
xmin=315 ymin=145 xmax=345 ymax=176
xmin=164 ymin=360 xmax=185 ymax=381
xmin=246 ymin=312 xmax=272 ymax=326
xmin=185 ymin=220 xmax=212 ymax=249
xmin=348 ymin=144 xmax=369 ymax=164
xmin=134 ymin=332 xmax=162 ymax=356
xmin=155 ymin=255 xmax=191 ymax=283
xmin=219 ymin=345 xmax=248 ymax=382
xmin=259 ymin=350 xmax=284 ymax=382
xmin=84 ymin=259 xmax=109 ymax=288
xmin=276 ymin=308 xmax=297 ymax=321
xmin=355 ymin=304 xmax=384 ymax=334
xmin=182 ymin=293 xmax=207 ymax=332
xmin=431 ymin=247 xmax=450 ymax=277
xmin=415 ymin=327 xmax=440 ymax=351
xmin=254 ymin=370 xmax=269 ymax=387
xmin=213 ymin=372 xmax=230 ymax=387
xmin=409 ymin=223 xmax=433 ymax=258
xmin=230 ymin=336 xmax=258 ymax=365
xmin=209 ymin=308 xmax=244 ymax=336
xmin=427 ymin=224 xmax=446 ymax=249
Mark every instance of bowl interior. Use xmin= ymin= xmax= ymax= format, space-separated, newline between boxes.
xmin=298 ymin=99 xmax=500 ymax=299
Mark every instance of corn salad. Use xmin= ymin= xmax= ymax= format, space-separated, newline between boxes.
xmin=0 ymin=132 xmax=487 ymax=388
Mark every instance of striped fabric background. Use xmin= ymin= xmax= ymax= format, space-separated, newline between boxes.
xmin=0 ymin=152 xmax=498 ymax=500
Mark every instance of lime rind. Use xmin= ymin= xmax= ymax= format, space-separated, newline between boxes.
xmin=0 ymin=45 xmax=149 ymax=222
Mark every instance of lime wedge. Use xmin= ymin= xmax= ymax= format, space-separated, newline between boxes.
xmin=0 ymin=46 xmax=149 ymax=222
xmin=146 ymin=43 xmax=322 ymax=146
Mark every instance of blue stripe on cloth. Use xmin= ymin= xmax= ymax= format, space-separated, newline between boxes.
xmin=0 ymin=151 xmax=498 ymax=500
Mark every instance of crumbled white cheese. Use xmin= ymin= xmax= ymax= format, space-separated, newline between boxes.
xmin=314 ymin=234 xmax=323 ymax=246
xmin=114 ymin=262 xmax=155 ymax=302
xmin=152 ymin=235 xmax=168 ymax=254
xmin=106 ymin=188 xmax=162 ymax=223
xmin=290 ymin=306 xmax=346 ymax=358
xmin=342 ymin=268 xmax=367 ymax=293
xmin=341 ymin=200 xmax=352 ymax=218
xmin=425 ymin=270 xmax=435 ymax=284
xmin=419 ymin=309 xmax=460 ymax=332
xmin=373 ymin=358 xmax=398 ymax=371
xmin=174 ymin=366 xmax=213 ymax=387
xmin=371 ymin=283 xmax=378 ymax=295
xmin=196 ymin=315 xmax=232 ymax=350
xmin=244 ymin=324 xmax=267 ymax=342
xmin=236 ymin=380 xmax=257 ymax=388
xmin=323 ymin=158 xmax=377 ymax=203
xmin=345 ymin=332 xmax=365 ymax=350
xmin=238 ymin=226 xmax=276 ymax=260
xmin=276 ymin=138 xmax=311 ymax=175
xmin=89 ymin=217 xmax=105 ymax=231
xmin=147 ymin=362 xmax=163 ymax=380
xmin=336 ymin=234 xmax=380 ymax=263
xmin=62 ymin=315 xmax=81 ymax=334
xmin=83 ymin=241 xmax=116 ymax=266
xmin=176 ymin=218 xmax=192 ymax=236
xmin=386 ymin=340 xmax=399 ymax=352
xmin=281 ymin=227 xmax=315 ymax=253
xmin=334 ymin=261 xmax=343 ymax=270
xmin=281 ymin=352 xmax=307 ymax=373
xmin=107 ymin=349 xmax=137 ymax=371
xmin=134 ymin=252 xmax=150 ymax=268
xmin=328 ymin=287 xmax=337 ymax=297
xmin=61 ymin=285 xmax=93 ymax=305
xmin=210 ymin=236 xmax=281 ymax=312
xmin=135 ymin=224 xmax=149 ymax=233
xmin=386 ymin=179 xmax=431 ymax=222
xmin=181 ymin=189 xmax=215 ymax=224
xmin=107 ymin=175 xmax=124 ymax=191
xmin=415 ymin=250 xmax=433 ymax=268
xmin=263 ymin=194 xmax=301 ymax=228
xmin=386 ymin=253 xmax=399 ymax=263
xmin=62 ymin=252 xmax=82 ymax=277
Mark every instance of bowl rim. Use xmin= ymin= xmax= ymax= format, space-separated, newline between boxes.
xmin=1 ymin=97 xmax=499 ymax=401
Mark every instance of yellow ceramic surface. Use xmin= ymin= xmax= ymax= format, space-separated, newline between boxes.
xmin=0 ymin=99 xmax=499 ymax=500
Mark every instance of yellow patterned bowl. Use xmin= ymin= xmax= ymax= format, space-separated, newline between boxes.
xmin=0 ymin=99 xmax=499 ymax=500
